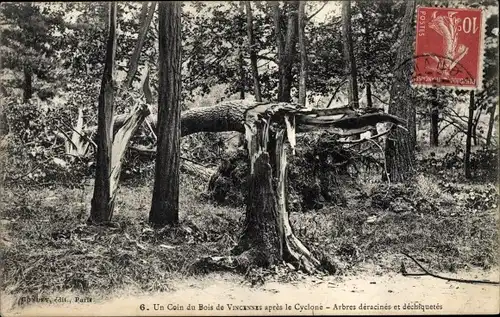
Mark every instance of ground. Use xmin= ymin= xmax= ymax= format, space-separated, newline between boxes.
xmin=2 ymin=269 xmax=499 ymax=315
xmin=0 ymin=147 xmax=498 ymax=315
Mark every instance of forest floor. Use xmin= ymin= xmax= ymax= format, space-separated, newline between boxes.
xmin=1 ymin=150 xmax=499 ymax=315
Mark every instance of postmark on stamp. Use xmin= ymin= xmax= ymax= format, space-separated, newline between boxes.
xmin=412 ymin=7 xmax=485 ymax=90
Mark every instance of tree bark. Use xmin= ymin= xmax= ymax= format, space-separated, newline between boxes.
xmin=125 ymin=2 xmax=157 ymax=89
xmin=245 ymin=1 xmax=262 ymax=102
xmin=150 ymin=2 xmax=182 ymax=227
xmin=472 ymin=106 xmax=483 ymax=146
xmin=238 ymin=2 xmax=246 ymax=100
xmin=298 ymin=1 xmax=307 ymax=106
xmin=90 ymin=2 xmax=117 ymax=224
xmin=341 ymin=0 xmax=359 ymax=108
xmin=235 ymin=151 xmax=283 ymax=266
xmin=486 ymin=104 xmax=496 ymax=147
xmin=233 ymin=105 xmax=320 ymax=272
xmin=366 ymin=83 xmax=373 ymax=108
xmin=430 ymin=89 xmax=439 ymax=147
xmin=273 ymin=1 xmax=298 ymax=102
xmin=384 ymin=0 xmax=416 ymax=183
xmin=464 ymin=91 xmax=474 ymax=179
xmin=23 ymin=66 xmax=32 ymax=103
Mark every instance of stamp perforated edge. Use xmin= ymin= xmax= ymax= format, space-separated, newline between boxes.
xmin=411 ymin=6 xmax=486 ymax=92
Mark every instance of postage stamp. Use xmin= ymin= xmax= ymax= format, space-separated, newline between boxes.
xmin=412 ymin=7 xmax=485 ymax=90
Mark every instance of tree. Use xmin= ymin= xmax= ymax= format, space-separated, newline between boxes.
xmin=89 ymin=3 xmax=117 ymax=223
xmin=190 ymin=100 xmax=404 ymax=272
xmin=430 ymin=89 xmax=439 ymax=147
xmin=352 ymin=0 xmax=405 ymax=107
xmin=0 ymin=3 xmax=65 ymax=101
xmin=341 ymin=0 xmax=359 ymax=108
xmin=383 ymin=0 xmax=416 ymax=182
xmin=245 ymin=1 xmax=262 ymax=102
xmin=464 ymin=91 xmax=474 ymax=179
xmin=89 ymin=3 xmax=150 ymax=223
xmin=238 ymin=2 xmax=246 ymax=100
xmin=273 ymin=1 xmax=299 ymax=102
xmin=149 ymin=2 xmax=182 ymax=227
xmin=298 ymin=1 xmax=307 ymax=106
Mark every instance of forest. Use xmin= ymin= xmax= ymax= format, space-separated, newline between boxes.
xmin=0 ymin=0 xmax=499 ymax=313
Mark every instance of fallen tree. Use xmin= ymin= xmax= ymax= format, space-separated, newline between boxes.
xmin=111 ymin=100 xmax=404 ymax=152
xmin=55 ymin=99 xmax=404 ymax=271
xmin=191 ymin=101 xmax=404 ymax=273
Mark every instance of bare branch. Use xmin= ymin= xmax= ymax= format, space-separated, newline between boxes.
xmin=305 ymin=1 xmax=328 ymax=21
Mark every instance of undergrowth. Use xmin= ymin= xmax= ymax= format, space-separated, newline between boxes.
xmin=0 ymin=151 xmax=498 ymax=299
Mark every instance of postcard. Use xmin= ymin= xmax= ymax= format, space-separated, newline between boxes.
xmin=1 ymin=1 xmax=498 ymax=316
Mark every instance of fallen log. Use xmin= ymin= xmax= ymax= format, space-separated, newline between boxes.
xmin=105 ymin=100 xmax=405 ymax=155
xmin=109 ymin=100 xmax=404 ymax=137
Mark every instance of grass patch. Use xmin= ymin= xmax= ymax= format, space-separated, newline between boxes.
xmin=1 ymin=170 xmax=498 ymax=299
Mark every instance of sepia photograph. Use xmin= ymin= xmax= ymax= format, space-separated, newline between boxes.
xmin=0 ymin=0 xmax=498 ymax=315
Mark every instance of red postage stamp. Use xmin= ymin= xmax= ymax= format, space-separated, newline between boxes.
xmin=412 ymin=7 xmax=484 ymax=90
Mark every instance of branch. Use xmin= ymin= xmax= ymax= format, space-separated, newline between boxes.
xmin=305 ymin=1 xmax=328 ymax=21
xmin=256 ymin=54 xmax=278 ymax=63
xmin=125 ymin=2 xmax=157 ymax=88
xmin=371 ymin=93 xmax=390 ymax=106
xmin=401 ymin=252 xmax=499 ymax=285
xmin=326 ymin=77 xmax=348 ymax=108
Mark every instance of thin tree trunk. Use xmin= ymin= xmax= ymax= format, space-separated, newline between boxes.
xmin=430 ymin=89 xmax=439 ymax=147
xmin=366 ymin=83 xmax=373 ymax=108
xmin=341 ymin=0 xmax=359 ymax=108
xmin=272 ymin=2 xmax=284 ymax=101
xmin=384 ymin=0 xmax=416 ymax=183
xmin=125 ymin=2 xmax=157 ymax=89
xmin=23 ymin=66 xmax=32 ymax=103
xmin=150 ymin=2 xmax=182 ymax=227
xmin=245 ymin=1 xmax=262 ymax=102
xmin=90 ymin=2 xmax=117 ymax=223
xmin=486 ymin=105 xmax=496 ymax=147
xmin=239 ymin=2 xmax=245 ymax=100
xmin=298 ymin=1 xmax=307 ymax=106
xmin=464 ymin=91 xmax=474 ymax=179
xmin=472 ymin=106 xmax=483 ymax=146
xmin=239 ymin=52 xmax=245 ymax=99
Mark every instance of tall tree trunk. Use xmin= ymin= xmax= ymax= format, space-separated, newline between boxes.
xmin=271 ymin=2 xmax=284 ymax=101
xmin=298 ymin=1 xmax=307 ymax=106
xmin=23 ymin=66 xmax=32 ymax=103
xmin=125 ymin=2 xmax=157 ymax=89
xmin=239 ymin=2 xmax=245 ymax=100
xmin=245 ymin=1 xmax=262 ymax=102
xmin=464 ymin=91 xmax=474 ymax=179
xmin=486 ymin=105 xmax=496 ymax=147
xmin=341 ymin=0 xmax=359 ymax=108
xmin=273 ymin=1 xmax=298 ymax=102
xmin=430 ymin=89 xmax=439 ymax=147
xmin=150 ymin=2 xmax=182 ymax=227
xmin=384 ymin=0 xmax=416 ymax=183
xmin=90 ymin=2 xmax=117 ymax=223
